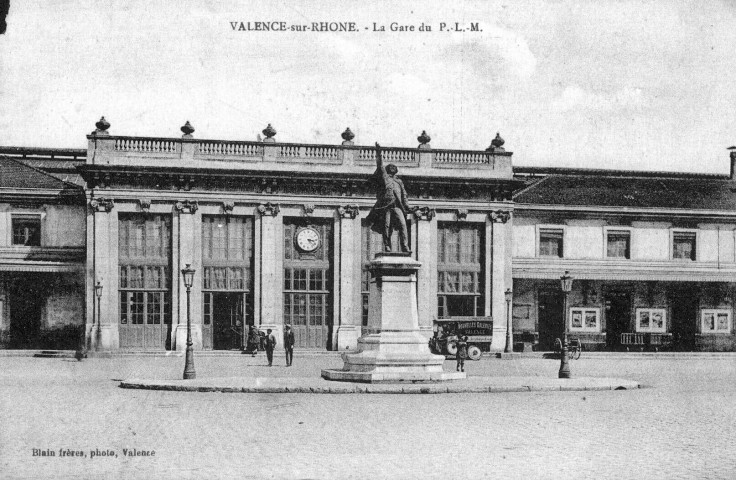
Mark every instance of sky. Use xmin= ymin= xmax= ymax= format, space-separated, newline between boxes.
xmin=1 ymin=0 xmax=735 ymax=174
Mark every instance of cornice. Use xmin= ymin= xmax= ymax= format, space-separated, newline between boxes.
xmin=77 ymin=165 xmax=518 ymax=202
xmin=515 ymin=203 xmax=736 ymax=220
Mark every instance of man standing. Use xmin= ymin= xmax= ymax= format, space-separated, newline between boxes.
xmin=456 ymin=335 xmax=468 ymax=373
xmin=283 ymin=324 xmax=295 ymax=366
xmin=246 ymin=325 xmax=260 ymax=357
xmin=366 ymin=142 xmax=412 ymax=253
xmin=265 ymin=328 xmax=277 ymax=367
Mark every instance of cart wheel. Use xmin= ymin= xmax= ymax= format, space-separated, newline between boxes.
xmin=467 ymin=345 xmax=482 ymax=361
xmin=446 ymin=341 xmax=458 ymax=356
xmin=573 ymin=343 xmax=582 ymax=360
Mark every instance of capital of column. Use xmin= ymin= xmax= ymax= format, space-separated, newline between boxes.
xmin=412 ymin=206 xmax=436 ymax=221
xmin=337 ymin=204 xmax=359 ymax=219
xmin=175 ymin=200 xmax=199 ymax=214
xmin=90 ymin=197 xmax=114 ymax=213
xmin=138 ymin=198 xmax=151 ymax=213
xmin=258 ymin=202 xmax=281 ymax=217
xmin=490 ymin=210 xmax=511 ymax=223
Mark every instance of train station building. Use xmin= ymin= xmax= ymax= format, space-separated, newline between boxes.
xmin=1 ymin=118 xmax=735 ymax=353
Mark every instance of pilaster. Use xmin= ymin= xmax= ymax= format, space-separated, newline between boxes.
xmin=174 ymin=200 xmax=203 ymax=351
xmin=90 ymin=197 xmax=119 ymax=350
xmin=490 ymin=210 xmax=512 ymax=351
xmin=414 ymin=207 xmax=436 ymax=337
xmin=258 ymin=203 xmax=283 ymax=349
xmin=0 ymin=205 xmax=10 ymax=246
xmin=336 ymin=205 xmax=361 ymax=350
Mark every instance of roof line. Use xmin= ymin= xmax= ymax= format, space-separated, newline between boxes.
xmin=511 ymin=174 xmax=555 ymax=200
xmin=514 ymin=166 xmax=729 ymax=180
xmin=0 ymin=155 xmax=84 ymax=191
xmin=0 ymin=146 xmax=86 ymax=158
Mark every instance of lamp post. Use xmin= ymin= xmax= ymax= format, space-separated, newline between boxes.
xmin=504 ymin=288 xmax=513 ymax=353
xmin=181 ymin=264 xmax=196 ymax=380
xmin=559 ymin=271 xmax=573 ymax=379
xmin=94 ymin=280 xmax=103 ymax=351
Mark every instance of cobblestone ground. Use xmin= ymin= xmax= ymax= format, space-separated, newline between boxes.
xmin=1 ymin=353 xmax=735 ymax=479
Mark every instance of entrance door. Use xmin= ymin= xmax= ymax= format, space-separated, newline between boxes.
xmin=671 ymin=286 xmax=698 ymax=351
xmin=538 ymin=290 xmax=563 ymax=351
xmin=605 ymin=291 xmax=631 ymax=350
xmin=9 ymin=275 xmax=44 ymax=348
xmin=212 ymin=293 xmax=244 ymax=350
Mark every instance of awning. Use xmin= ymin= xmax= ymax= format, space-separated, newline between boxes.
xmin=513 ymin=259 xmax=736 ymax=283
xmin=0 ymin=262 xmax=84 ymax=273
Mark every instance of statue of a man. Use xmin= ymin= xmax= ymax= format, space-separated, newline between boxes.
xmin=366 ymin=142 xmax=412 ymax=253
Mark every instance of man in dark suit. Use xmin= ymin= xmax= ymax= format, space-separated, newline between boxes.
xmin=366 ymin=142 xmax=412 ymax=253
xmin=265 ymin=328 xmax=277 ymax=366
xmin=283 ymin=324 xmax=295 ymax=366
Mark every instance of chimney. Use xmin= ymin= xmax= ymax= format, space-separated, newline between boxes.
xmin=729 ymin=146 xmax=736 ymax=180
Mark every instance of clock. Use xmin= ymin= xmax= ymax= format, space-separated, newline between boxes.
xmin=295 ymin=227 xmax=321 ymax=252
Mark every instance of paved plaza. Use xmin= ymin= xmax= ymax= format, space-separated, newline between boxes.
xmin=1 ymin=352 xmax=735 ymax=479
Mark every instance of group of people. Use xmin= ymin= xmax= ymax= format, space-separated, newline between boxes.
xmin=244 ymin=324 xmax=296 ymax=367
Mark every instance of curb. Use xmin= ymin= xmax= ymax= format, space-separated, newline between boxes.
xmin=119 ymin=376 xmax=642 ymax=394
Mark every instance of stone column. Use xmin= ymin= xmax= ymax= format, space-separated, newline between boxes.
xmin=89 ymin=197 xmax=118 ymax=350
xmin=258 ymin=203 xmax=284 ymax=349
xmin=336 ymin=205 xmax=361 ymax=350
xmin=414 ymin=207 xmax=436 ymax=338
xmin=174 ymin=201 xmax=202 ymax=351
xmin=490 ymin=210 xmax=512 ymax=352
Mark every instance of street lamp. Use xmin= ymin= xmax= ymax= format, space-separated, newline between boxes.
xmin=559 ymin=271 xmax=574 ymax=379
xmin=181 ymin=264 xmax=196 ymax=380
xmin=94 ymin=280 xmax=103 ymax=351
xmin=504 ymin=288 xmax=513 ymax=353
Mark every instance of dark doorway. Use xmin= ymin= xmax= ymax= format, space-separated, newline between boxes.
xmin=212 ymin=293 xmax=244 ymax=350
xmin=9 ymin=275 xmax=45 ymax=348
xmin=538 ymin=289 xmax=563 ymax=350
xmin=670 ymin=286 xmax=698 ymax=351
xmin=605 ymin=291 xmax=631 ymax=350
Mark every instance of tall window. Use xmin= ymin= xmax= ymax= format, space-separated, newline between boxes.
xmin=673 ymin=231 xmax=696 ymax=260
xmin=12 ymin=215 xmax=41 ymax=246
xmin=437 ymin=223 xmax=483 ymax=318
xmin=283 ymin=221 xmax=333 ymax=349
xmin=201 ymin=216 xmax=254 ymax=326
xmin=539 ymin=228 xmax=564 ymax=257
xmin=119 ymin=214 xmax=171 ymax=327
xmin=607 ymin=230 xmax=631 ymax=259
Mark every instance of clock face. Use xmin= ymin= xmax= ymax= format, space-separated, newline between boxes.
xmin=295 ymin=227 xmax=321 ymax=252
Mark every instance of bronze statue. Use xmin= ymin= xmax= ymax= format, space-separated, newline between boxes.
xmin=366 ymin=142 xmax=413 ymax=253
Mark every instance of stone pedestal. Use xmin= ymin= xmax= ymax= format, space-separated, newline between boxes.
xmin=174 ymin=324 xmax=203 ymax=351
xmin=322 ymin=253 xmax=464 ymax=383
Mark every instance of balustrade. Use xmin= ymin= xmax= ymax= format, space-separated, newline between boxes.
xmin=357 ymin=147 xmax=417 ymax=164
xmin=114 ymin=138 xmax=178 ymax=154
xmin=102 ymin=136 xmax=510 ymax=174
xmin=435 ymin=151 xmax=493 ymax=165
xmin=196 ymin=141 xmax=262 ymax=156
